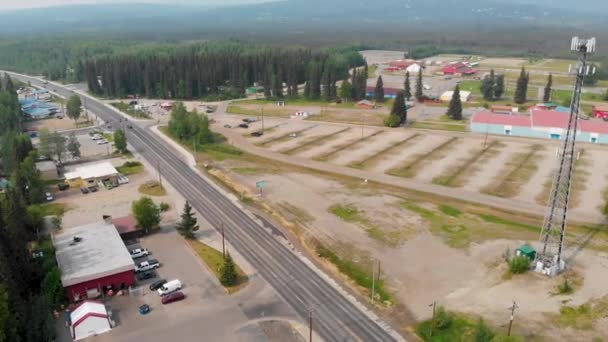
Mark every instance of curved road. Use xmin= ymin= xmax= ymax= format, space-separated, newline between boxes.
xmin=9 ymin=72 xmax=402 ymax=342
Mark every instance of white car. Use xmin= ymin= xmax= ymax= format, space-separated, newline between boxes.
xmin=130 ymin=248 xmax=149 ymax=259
xmin=117 ymin=175 xmax=129 ymax=185
xmin=96 ymin=139 xmax=109 ymax=145
xmin=45 ymin=192 xmax=54 ymax=201
xmin=91 ymin=134 xmax=103 ymax=140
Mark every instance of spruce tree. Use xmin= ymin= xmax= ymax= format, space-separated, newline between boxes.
xmin=494 ymin=74 xmax=505 ymax=99
xmin=374 ymin=75 xmax=384 ymax=103
xmin=176 ymin=201 xmax=199 ymax=239
xmin=415 ymin=71 xmax=424 ymax=102
xmin=447 ymin=85 xmax=463 ymax=120
xmin=391 ymin=91 xmax=407 ymax=124
xmin=339 ymin=79 xmax=352 ymax=102
xmin=220 ymin=252 xmax=238 ymax=286
xmin=543 ymin=74 xmax=553 ymax=103
xmin=350 ymin=69 xmax=358 ymax=100
xmin=404 ymin=71 xmax=412 ymax=101
xmin=480 ymin=69 xmax=495 ymax=101
xmin=514 ymin=67 xmax=528 ymax=104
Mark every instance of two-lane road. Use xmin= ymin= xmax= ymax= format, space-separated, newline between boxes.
xmin=9 ymin=72 xmax=402 ymax=342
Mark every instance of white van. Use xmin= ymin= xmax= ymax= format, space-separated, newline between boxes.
xmin=157 ymin=279 xmax=182 ymax=296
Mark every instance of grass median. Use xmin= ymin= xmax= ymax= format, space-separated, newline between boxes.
xmin=188 ymin=239 xmax=248 ymax=294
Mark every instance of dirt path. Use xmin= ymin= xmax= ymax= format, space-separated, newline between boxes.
xmin=370 ymin=134 xmax=450 ymax=174
xmin=212 ymin=121 xmax=605 ymax=224
xmin=570 ymin=149 xmax=608 ymax=218
xmin=415 ymin=138 xmax=481 ymax=183
xmin=461 ymin=142 xmax=529 ymax=193
xmin=514 ymin=149 xmax=557 ymax=203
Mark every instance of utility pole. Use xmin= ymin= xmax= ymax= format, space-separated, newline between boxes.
xmin=221 ymin=222 xmax=226 ymax=258
xmin=157 ymin=160 xmax=162 ymax=187
xmin=429 ymin=301 xmax=436 ymax=337
xmin=261 ymin=107 xmax=265 ymax=132
xmin=371 ymin=259 xmax=376 ymax=304
xmin=308 ymin=308 xmax=313 ymax=342
xmin=507 ymin=301 xmax=518 ymax=336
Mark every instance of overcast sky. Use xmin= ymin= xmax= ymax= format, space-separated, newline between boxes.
xmin=0 ymin=0 xmax=270 ymax=11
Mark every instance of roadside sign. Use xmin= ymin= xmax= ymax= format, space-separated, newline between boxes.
xmin=256 ymin=180 xmax=266 ymax=189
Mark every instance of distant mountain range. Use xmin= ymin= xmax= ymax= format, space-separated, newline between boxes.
xmin=0 ymin=0 xmax=604 ymax=38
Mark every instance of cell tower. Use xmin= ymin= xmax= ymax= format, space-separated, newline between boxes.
xmin=536 ymin=37 xmax=596 ymax=276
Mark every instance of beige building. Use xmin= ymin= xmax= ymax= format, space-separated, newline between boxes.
xmin=64 ymin=162 xmax=119 ymax=188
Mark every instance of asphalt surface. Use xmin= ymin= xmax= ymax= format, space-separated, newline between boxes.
xmin=10 ymin=73 xmax=400 ymax=342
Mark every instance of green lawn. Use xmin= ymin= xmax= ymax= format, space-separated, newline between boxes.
xmin=316 ymin=244 xmax=393 ymax=305
xmin=111 ymin=102 xmax=150 ymax=119
xmin=116 ymin=161 xmax=144 ymax=175
xmin=138 ymin=181 xmax=166 ymax=196
xmin=188 ymin=240 xmax=248 ymax=294
xmin=459 ymin=80 xmax=481 ymax=95
xmin=33 ymin=203 xmax=68 ymax=217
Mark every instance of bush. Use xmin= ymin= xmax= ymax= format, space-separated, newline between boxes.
xmin=384 ymin=114 xmax=401 ymax=127
xmin=509 ymin=255 xmax=530 ymax=274
xmin=432 ymin=306 xmax=454 ymax=330
xmin=159 ymin=202 xmax=170 ymax=212
xmin=220 ymin=253 xmax=238 ymax=286
xmin=557 ymin=278 xmax=573 ymax=295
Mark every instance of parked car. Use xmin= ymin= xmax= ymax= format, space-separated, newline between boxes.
xmin=157 ymin=279 xmax=182 ymax=296
xmin=45 ymin=192 xmax=53 ymax=201
xmin=97 ymin=139 xmax=109 ymax=145
xmin=88 ymin=186 xmax=98 ymax=192
xmin=161 ymin=291 xmax=185 ymax=304
xmin=289 ymin=133 xmax=298 ymax=137
xmin=250 ymin=131 xmax=263 ymax=137
xmin=149 ymin=279 xmax=167 ymax=291
xmin=130 ymin=248 xmax=149 ymax=259
xmin=136 ymin=270 xmax=156 ymax=281
xmin=127 ymin=124 xmax=133 ymax=129
xmin=238 ymin=123 xmax=249 ymax=129
xmin=58 ymin=183 xmax=69 ymax=191
xmin=91 ymin=134 xmax=103 ymax=140
xmin=117 ymin=175 xmax=129 ymax=185
xmin=136 ymin=259 xmax=160 ymax=273
xmin=223 ymin=124 xmax=232 ymax=128
xmin=80 ymin=187 xmax=89 ymax=194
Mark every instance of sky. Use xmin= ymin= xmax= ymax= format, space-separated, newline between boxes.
xmin=0 ymin=0 xmax=269 ymax=11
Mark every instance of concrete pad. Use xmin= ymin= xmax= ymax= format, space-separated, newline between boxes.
xmin=330 ymin=130 xmax=405 ymax=166
xmin=295 ymin=127 xmax=360 ymax=159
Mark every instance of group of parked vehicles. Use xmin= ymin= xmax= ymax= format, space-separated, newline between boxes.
xmin=130 ymin=247 xmax=185 ymax=305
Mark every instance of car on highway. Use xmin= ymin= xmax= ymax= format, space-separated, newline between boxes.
xmin=161 ymin=291 xmax=185 ymax=305
xmin=136 ymin=259 xmax=160 ymax=273
xmin=149 ymin=279 xmax=167 ymax=291
xmin=136 ymin=270 xmax=156 ymax=281
xmin=130 ymin=248 xmax=149 ymax=259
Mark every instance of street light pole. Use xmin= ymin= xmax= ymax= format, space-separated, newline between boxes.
xmin=308 ymin=308 xmax=313 ymax=342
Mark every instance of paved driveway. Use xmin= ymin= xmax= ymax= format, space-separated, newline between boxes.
xmin=58 ymin=228 xmax=269 ymax=342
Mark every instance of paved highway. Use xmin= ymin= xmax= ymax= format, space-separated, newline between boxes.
xmin=9 ymin=73 xmax=401 ymax=342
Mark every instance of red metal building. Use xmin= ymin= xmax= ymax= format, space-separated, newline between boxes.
xmin=54 ymin=221 xmax=136 ymax=301
xmin=593 ymin=104 xmax=608 ymax=120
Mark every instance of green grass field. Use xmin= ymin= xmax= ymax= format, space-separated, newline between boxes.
xmin=188 ymin=240 xmax=248 ymax=294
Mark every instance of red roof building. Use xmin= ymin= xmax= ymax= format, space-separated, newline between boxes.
xmin=593 ymin=104 xmax=608 ymax=120
xmin=471 ymin=112 xmax=532 ymax=126
xmin=443 ymin=62 xmax=476 ymax=75
xmin=388 ymin=59 xmax=416 ymax=69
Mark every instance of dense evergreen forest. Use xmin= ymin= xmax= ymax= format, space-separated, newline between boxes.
xmin=83 ymin=42 xmax=365 ymax=100
xmin=0 ymin=74 xmax=60 ymax=342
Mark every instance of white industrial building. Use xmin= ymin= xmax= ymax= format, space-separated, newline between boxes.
xmin=70 ymin=300 xmax=112 ymax=341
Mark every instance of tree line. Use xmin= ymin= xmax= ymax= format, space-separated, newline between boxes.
xmin=84 ymin=42 xmax=364 ymax=100
xmin=0 ymin=74 xmax=58 ymax=342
